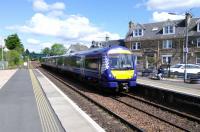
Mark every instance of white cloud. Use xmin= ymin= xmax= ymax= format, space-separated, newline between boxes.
xmin=147 ymin=0 xmax=200 ymax=10
xmin=152 ymin=11 xmax=185 ymax=22
xmin=27 ymin=38 xmax=40 ymax=44
xmin=7 ymin=13 xmax=120 ymax=42
xmin=40 ymin=42 xmax=52 ymax=48
xmin=50 ymin=2 xmax=65 ymax=10
xmin=33 ymin=0 xmax=65 ymax=12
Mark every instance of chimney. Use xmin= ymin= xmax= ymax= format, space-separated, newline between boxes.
xmin=129 ymin=21 xmax=134 ymax=29
xmin=105 ymin=35 xmax=109 ymax=41
xmin=185 ymin=12 xmax=192 ymax=27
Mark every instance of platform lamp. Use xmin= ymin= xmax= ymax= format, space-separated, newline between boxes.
xmin=168 ymin=12 xmax=192 ymax=82
xmin=168 ymin=58 xmax=171 ymax=78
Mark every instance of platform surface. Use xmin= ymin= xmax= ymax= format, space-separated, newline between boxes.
xmin=0 ymin=68 xmax=104 ymax=132
xmin=0 ymin=69 xmax=64 ymax=132
xmin=33 ymin=69 xmax=105 ymax=132
xmin=0 ymin=70 xmax=17 ymax=89
xmin=137 ymin=77 xmax=200 ymax=98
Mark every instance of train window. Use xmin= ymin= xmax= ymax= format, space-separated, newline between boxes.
xmin=64 ymin=56 xmax=81 ymax=68
xmin=57 ymin=57 xmax=64 ymax=65
xmin=52 ymin=58 xmax=56 ymax=64
xmin=85 ymin=57 xmax=99 ymax=70
xmin=76 ymin=57 xmax=81 ymax=67
xmin=64 ymin=57 xmax=69 ymax=66
xmin=108 ymin=54 xmax=134 ymax=70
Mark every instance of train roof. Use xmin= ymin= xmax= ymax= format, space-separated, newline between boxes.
xmin=42 ymin=46 xmax=132 ymax=59
xmin=71 ymin=46 xmax=132 ymax=56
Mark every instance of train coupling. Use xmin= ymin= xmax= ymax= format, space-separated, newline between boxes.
xmin=121 ymin=83 xmax=129 ymax=92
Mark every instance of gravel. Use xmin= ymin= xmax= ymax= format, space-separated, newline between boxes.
xmin=34 ymin=62 xmax=200 ymax=131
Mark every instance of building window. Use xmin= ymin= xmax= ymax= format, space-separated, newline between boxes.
xmin=162 ymin=55 xmax=172 ymax=64
xmin=163 ymin=25 xmax=175 ymax=34
xmin=132 ymin=42 xmax=141 ymax=50
xmin=162 ymin=40 xmax=172 ymax=49
xmin=197 ymin=57 xmax=200 ymax=64
xmin=198 ymin=23 xmax=200 ymax=32
xmin=133 ymin=29 xmax=143 ymax=37
xmin=197 ymin=39 xmax=200 ymax=48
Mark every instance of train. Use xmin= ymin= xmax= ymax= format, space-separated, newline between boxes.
xmin=41 ymin=46 xmax=137 ymax=92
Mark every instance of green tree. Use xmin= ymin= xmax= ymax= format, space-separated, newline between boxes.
xmin=25 ymin=49 xmax=30 ymax=56
xmin=4 ymin=34 xmax=24 ymax=53
xmin=6 ymin=50 xmax=22 ymax=66
xmin=42 ymin=47 xmax=51 ymax=55
xmin=50 ymin=43 xmax=65 ymax=55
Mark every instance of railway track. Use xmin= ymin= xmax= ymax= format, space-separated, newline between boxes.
xmin=122 ymin=92 xmax=200 ymax=123
xmin=112 ymin=92 xmax=200 ymax=132
xmin=33 ymin=62 xmax=200 ymax=131
xmin=38 ymin=67 xmax=143 ymax=132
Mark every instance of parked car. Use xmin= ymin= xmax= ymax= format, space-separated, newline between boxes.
xmin=169 ymin=64 xmax=200 ymax=74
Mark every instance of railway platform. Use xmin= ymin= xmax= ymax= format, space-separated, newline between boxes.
xmin=0 ymin=69 xmax=104 ymax=132
xmin=137 ymin=76 xmax=200 ymax=98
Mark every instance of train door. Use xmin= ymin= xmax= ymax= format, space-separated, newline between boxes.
xmin=80 ymin=56 xmax=85 ymax=77
xmin=98 ymin=56 xmax=102 ymax=80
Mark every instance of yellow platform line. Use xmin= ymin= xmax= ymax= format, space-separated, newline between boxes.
xmin=29 ymin=69 xmax=60 ymax=132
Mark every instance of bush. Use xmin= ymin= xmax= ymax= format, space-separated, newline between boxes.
xmin=6 ymin=50 xmax=23 ymax=67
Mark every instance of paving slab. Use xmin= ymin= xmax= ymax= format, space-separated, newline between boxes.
xmin=137 ymin=77 xmax=200 ymax=98
xmin=0 ymin=69 xmax=42 ymax=132
xmin=34 ymin=69 xmax=105 ymax=132
xmin=0 ymin=69 xmax=65 ymax=132
xmin=0 ymin=69 xmax=17 ymax=89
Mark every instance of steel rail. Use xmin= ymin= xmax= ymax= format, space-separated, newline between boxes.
xmin=122 ymin=92 xmax=200 ymax=123
xmin=110 ymin=92 xmax=199 ymax=132
xmin=39 ymin=68 xmax=144 ymax=132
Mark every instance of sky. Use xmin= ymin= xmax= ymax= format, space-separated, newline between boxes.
xmin=0 ymin=0 xmax=200 ymax=52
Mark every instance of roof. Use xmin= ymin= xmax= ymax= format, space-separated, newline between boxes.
xmin=70 ymin=46 xmax=131 ymax=57
xmin=43 ymin=46 xmax=132 ymax=59
xmin=101 ymin=39 xmax=125 ymax=47
xmin=66 ymin=44 xmax=88 ymax=53
xmin=126 ymin=18 xmax=200 ymax=41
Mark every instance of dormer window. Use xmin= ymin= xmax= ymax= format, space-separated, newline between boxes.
xmin=163 ymin=25 xmax=175 ymax=34
xmin=197 ymin=22 xmax=200 ymax=32
xmin=133 ymin=29 xmax=143 ymax=37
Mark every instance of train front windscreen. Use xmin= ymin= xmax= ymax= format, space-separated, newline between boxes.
xmin=108 ymin=54 xmax=135 ymax=70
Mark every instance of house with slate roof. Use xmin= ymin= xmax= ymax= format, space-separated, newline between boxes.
xmin=125 ymin=15 xmax=200 ymax=70
xmin=66 ymin=44 xmax=88 ymax=54
xmin=91 ymin=39 xmax=125 ymax=48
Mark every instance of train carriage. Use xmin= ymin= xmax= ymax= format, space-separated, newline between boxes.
xmin=41 ymin=46 xmax=137 ymax=92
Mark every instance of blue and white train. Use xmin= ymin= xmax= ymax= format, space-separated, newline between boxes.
xmin=41 ymin=46 xmax=137 ymax=92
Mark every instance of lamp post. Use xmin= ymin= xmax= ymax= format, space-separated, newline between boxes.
xmin=168 ymin=12 xmax=192 ymax=82
xmin=184 ymin=12 xmax=192 ymax=82
xmin=1 ymin=44 xmax=4 ymax=70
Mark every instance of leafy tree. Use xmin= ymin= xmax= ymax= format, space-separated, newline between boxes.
xmin=4 ymin=34 xmax=21 ymax=50
xmin=42 ymin=47 xmax=51 ymax=55
xmin=4 ymin=34 xmax=23 ymax=52
xmin=25 ymin=49 xmax=30 ymax=56
xmin=50 ymin=43 xmax=65 ymax=55
xmin=6 ymin=50 xmax=22 ymax=66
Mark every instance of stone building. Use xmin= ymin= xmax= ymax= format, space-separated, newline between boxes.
xmin=125 ymin=14 xmax=200 ymax=71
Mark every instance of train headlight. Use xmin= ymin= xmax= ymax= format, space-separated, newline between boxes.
xmin=108 ymin=73 xmax=113 ymax=78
